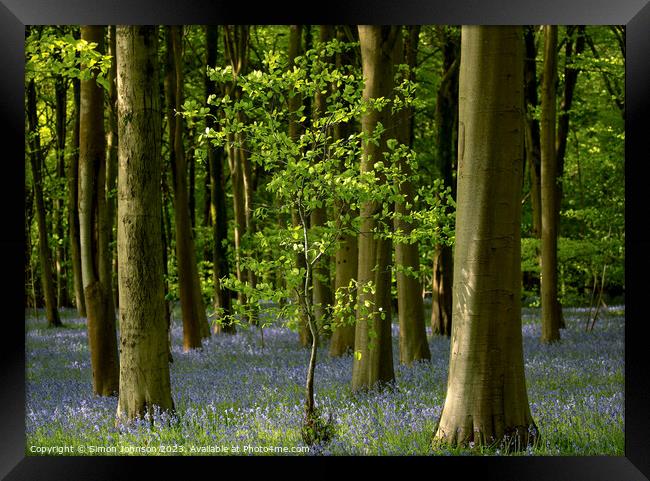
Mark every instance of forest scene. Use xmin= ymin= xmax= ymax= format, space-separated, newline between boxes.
xmin=25 ymin=25 xmax=624 ymax=456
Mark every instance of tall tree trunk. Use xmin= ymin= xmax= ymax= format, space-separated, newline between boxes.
xmin=310 ymin=25 xmax=335 ymax=338
xmin=431 ymin=26 xmax=459 ymax=338
xmin=394 ymin=26 xmax=431 ymax=365
xmin=223 ymin=25 xmax=254 ymax=308
xmin=54 ymin=75 xmax=69 ymax=307
xmin=106 ymin=25 xmax=119 ymax=311
xmin=188 ymin=127 xmax=196 ymax=230
xmin=68 ymin=73 xmax=86 ymax=317
xmin=205 ymin=25 xmax=234 ymax=334
xmin=79 ymin=25 xmax=119 ymax=396
xmin=116 ymin=25 xmax=174 ymax=422
xmin=523 ymin=26 xmax=542 ymax=239
xmin=329 ymin=25 xmax=359 ymax=357
xmin=351 ymin=25 xmax=399 ymax=391
xmin=540 ymin=25 xmax=561 ymax=344
xmin=433 ymin=25 xmax=537 ymax=449
xmin=287 ymin=24 xmax=312 ymax=347
xmin=26 ymin=185 xmax=35 ymax=309
xmin=27 ymin=79 xmax=62 ymax=327
xmin=166 ymin=26 xmax=210 ymax=350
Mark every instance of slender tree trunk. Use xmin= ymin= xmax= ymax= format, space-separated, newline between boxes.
xmin=433 ymin=26 xmax=537 ymax=449
xmin=116 ymin=25 xmax=174 ymax=422
xmin=26 ymin=185 xmax=35 ymax=308
xmin=79 ymin=25 xmax=119 ymax=396
xmin=524 ymin=26 xmax=542 ymax=239
xmin=287 ymin=24 xmax=313 ymax=347
xmin=311 ymin=25 xmax=335 ymax=338
xmin=188 ymin=127 xmax=196 ymax=230
xmin=329 ymin=25 xmax=359 ymax=357
xmin=166 ymin=26 xmax=210 ymax=350
xmin=431 ymin=26 xmax=459 ymax=337
xmin=205 ymin=25 xmax=234 ymax=334
xmin=351 ymin=25 xmax=399 ymax=391
xmin=68 ymin=74 xmax=86 ymax=317
xmin=540 ymin=25 xmax=561 ymax=344
xmin=54 ymin=75 xmax=69 ymax=307
xmin=223 ymin=25 xmax=253 ymax=307
xmin=27 ymin=79 xmax=61 ymax=327
xmin=106 ymin=25 xmax=119 ymax=311
xmin=393 ymin=26 xmax=430 ymax=365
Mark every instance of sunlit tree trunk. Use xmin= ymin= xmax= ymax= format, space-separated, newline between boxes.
xmin=116 ymin=25 xmax=174 ymax=422
xmin=205 ymin=25 xmax=234 ymax=334
xmin=431 ymin=26 xmax=459 ymax=338
xmin=540 ymin=25 xmax=561 ymax=343
xmin=68 ymin=73 xmax=86 ymax=317
xmin=287 ymin=24 xmax=312 ymax=347
xmin=165 ymin=26 xmax=210 ymax=350
xmin=352 ymin=25 xmax=399 ymax=391
xmin=329 ymin=25 xmax=359 ymax=357
xmin=224 ymin=25 xmax=254 ymax=307
xmin=106 ymin=25 xmax=119 ymax=311
xmin=433 ymin=26 xmax=537 ymax=449
xmin=27 ymin=78 xmax=61 ymax=327
xmin=310 ymin=25 xmax=335 ymax=337
xmin=394 ymin=26 xmax=430 ymax=365
xmin=79 ymin=25 xmax=119 ymax=396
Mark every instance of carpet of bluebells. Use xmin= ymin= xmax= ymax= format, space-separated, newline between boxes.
xmin=25 ymin=304 xmax=624 ymax=456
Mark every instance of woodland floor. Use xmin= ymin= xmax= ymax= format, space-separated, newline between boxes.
xmin=25 ymin=303 xmax=624 ymax=456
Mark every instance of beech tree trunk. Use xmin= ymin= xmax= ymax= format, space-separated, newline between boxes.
xmin=224 ymin=26 xmax=254 ymax=308
xmin=433 ymin=26 xmax=537 ymax=449
xmin=431 ymin=26 xmax=459 ymax=337
xmin=540 ymin=25 xmax=561 ymax=344
xmin=68 ymin=74 xmax=86 ymax=317
xmin=287 ymin=24 xmax=312 ymax=348
xmin=523 ymin=26 xmax=542 ymax=239
xmin=329 ymin=25 xmax=359 ymax=357
xmin=106 ymin=25 xmax=119 ymax=311
xmin=351 ymin=25 xmax=399 ymax=391
xmin=78 ymin=25 xmax=119 ymax=396
xmin=166 ymin=26 xmax=210 ymax=349
xmin=116 ymin=25 xmax=174 ymax=422
xmin=394 ymin=26 xmax=431 ymax=365
xmin=205 ymin=25 xmax=234 ymax=334
xmin=311 ymin=25 xmax=335 ymax=337
xmin=27 ymin=78 xmax=61 ymax=327
xmin=54 ymin=75 xmax=69 ymax=307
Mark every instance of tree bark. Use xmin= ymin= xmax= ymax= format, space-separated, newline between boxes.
xmin=79 ymin=25 xmax=119 ymax=396
xmin=433 ymin=26 xmax=537 ymax=449
xmin=224 ymin=26 xmax=254 ymax=308
xmin=311 ymin=25 xmax=335 ymax=338
xmin=540 ymin=25 xmax=561 ymax=344
xmin=27 ymin=79 xmax=62 ymax=327
xmin=116 ymin=25 xmax=174 ymax=422
xmin=394 ymin=26 xmax=431 ymax=365
xmin=523 ymin=26 xmax=542 ymax=239
xmin=166 ymin=26 xmax=210 ymax=350
xmin=54 ymin=74 xmax=69 ymax=307
xmin=351 ymin=25 xmax=399 ymax=391
xmin=287 ymin=24 xmax=312 ymax=348
xmin=329 ymin=25 xmax=359 ymax=357
xmin=205 ymin=25 xmax=234 ymax=334
xmin=106 ymin=25 xmax=119 ymax=311
xmin=68 ymin=73 xmax=86 ymax=317
xmin=431 ymin=26 xmax=459 ymax=338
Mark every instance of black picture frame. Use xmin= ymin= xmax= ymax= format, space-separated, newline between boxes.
xmin=3 ymin=0 xmax=648 ymax=479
